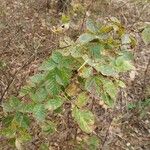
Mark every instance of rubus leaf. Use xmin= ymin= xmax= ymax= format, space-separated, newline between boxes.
xmin=17 ymin=129 xmax=32 ymax=142
xmin=40 ymin=52 xmax=75 ymax=71
xmin=86 ymin=19 xmax=99 ymax=33
xmin=2 ymin=115 xmax=14 ymax=127
xmin=85 ymin=76 xmax=102 ymax=98
xmin=55 ymin=67 xmax=72 ymax=86
xmin=45 ymin=97 xmax=64 ymax=111
xmin=30 ymin=87 xmax=47 ymax=103
xmin=141 ymin=27 xmax=150 ymax=45
xmin=52 ymin=52 xmax=63 ymax=64
xmin=101 ymin=92 xmax=114 ymax=107
xmin=19 ymin=85 xmax=32 ymax=96
xmin=29 ymin=73 xmax=45 ymax=85
xmin=75 ymin=92 xmax=88 ymax=108
xmin=39 ymin=143 xmax=49 ymax=150
xmin=2 ymin=96 xmax=22 ymax=112
xmin=45 ymin=72 xmax=61 ymax=95
xmin=115 ymin=56 xmax=134 ymax=72
xmin=45 ymin=67 xmax=72 ymax=95
xmin=33 ymin=104 xmax=46 ymax=122
xmin=0 ymin=127 xmax=16 ymax=138
xmin=97 ymin=65 xmax=118 ymax=77
xmin=41 ymin=121 xmax=56 ymax=134
xmin=79 ymin=66 xmax=93 ymax=78
xmin=14 ymin=112 xmax=30 ymax=129
xmin=101 ymin=79 xmax=118 ymax=101
xmin=19 ymin=103 xmax=35 ymax=113
xmin=72 ymin=107 xmax=94 ymax=133
xmin=39 ymin=59 xmax=56 ymax=71
xmin=77 ymin=33 xmax=96 ymax=44
xmin=86 ymin=135 xmax=100 ymax=150
xmin=88 ymin=43 xmax=104 ymax=58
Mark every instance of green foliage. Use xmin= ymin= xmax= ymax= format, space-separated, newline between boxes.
xmin=142 ymin=26 xmax=150 ymax=45
xmin=128 ymin=98 xmax=150 ymax=118
xmin=72 ymin=107 xmax=94 ymax=133
xmin=1 ymin=18 xmax=135 ymax=149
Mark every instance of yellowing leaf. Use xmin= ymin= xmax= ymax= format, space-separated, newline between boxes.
xmin=78 ymin=66 xmax=93 ymax=78
xmin=75 ymin=92 xmax=88 ymax=108
xmin=72 ymin=107 xmax=94 ymax=133
xmin=66 ymin=82 xmax=79 ymax=96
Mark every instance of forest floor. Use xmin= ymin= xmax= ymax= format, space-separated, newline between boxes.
xmin=0 ymin=0 xmax=150 ymax=149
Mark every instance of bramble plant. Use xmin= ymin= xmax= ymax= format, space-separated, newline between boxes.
xmin=1 ymin=18 xmax=135 ymax=149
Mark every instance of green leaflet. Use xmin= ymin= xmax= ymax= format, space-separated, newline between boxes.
xmin=17 ymin=128 xmax=32 ymax=142
xmin=141 ymin=27 xmax=150 ymax=45
xmin=86 ymin=19 xmax=99 ymax=33
xmin=33 ymin=104 xmax=46 ymax=122
xmin=14 ymin=112 xmax=30 ymax=129
xmin=2 ymin=96 xmax=22 ymax=113
xmin=78 ymin=66 xmax=93 ymax=78
xmin=115 ymin=56 xmax=134 ymax=72
xmin=72 ymin=107 xmax=94 ymax=133
xmin=30 ymin=87 xmax=47 ymax=103
xmin=102 ymin=79 xmax=118 ymax=101
xmin=19 ymin=85 xmax=32 ymax=96
xmin=45 ymin=97 xmax=64 ymax=111
xmin=88 ymin=43 xmax=104 ymax=58
xmin=45 ymin=71 xmax=61 ymax=95
xmin=86 ymin=135 xmax=100 ymax=150
xmin=97 ymin=65 xmax=118 ymax=77
xmin=45 ymin=67 xmax=72 ymax=95
xmin=29 ymin=74 xmax=45 ymax=85
xmin=55 ymin=67 xmax=72 ymax=86
xmin=39 ymin=143 xmax=49 ymax=150
xmin=102 ymin=92 xmax=114 ymax=107
xmin=2 ymin=115 xmax=14 ymax=127
xmin=41 ymin=121 xmax=56 ymax=134
xmin=85 ymin=76 xmax=102 ymax=98
xmin=40 ymin=52 xmax=75 ymax=71
xmin=75 ymin=92 xmax=89 ymax=108
xmin=77 ymin=33 xmax=96 ymax=44
xmin=40 ymin=59 xmax=56 ymax=71
xmin=0 ymin=127 xmax=16 ymax=138
xmin=19 ymin=103 xmax=35 ymax=113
